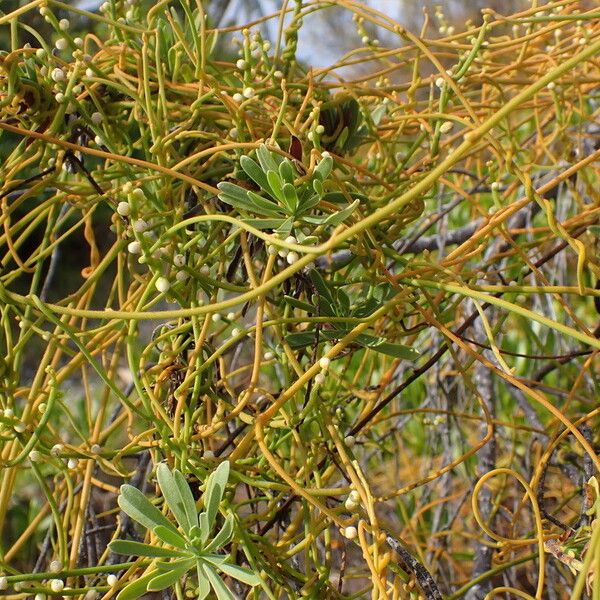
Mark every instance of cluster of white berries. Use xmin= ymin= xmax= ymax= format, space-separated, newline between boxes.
xmin=314 ymin=356 xmax=330 ymax=386
xmin=276 ymin=235 xmax=299 ymax=264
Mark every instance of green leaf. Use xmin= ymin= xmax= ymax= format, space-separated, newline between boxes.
xmin=298 ymin=192 xmax=322 ymax=214
xmin=320 ymin=199 xmax=359 ymax=226
xmin=246 ymin=190 xmax=287 ymax=216
xmin=278 ymin=159 xmax=295 ymax=185
xmin=203 ymin=514 xmax=234 ymax=553
xmin=156 ymin=464 xmax=196 ymax=532
xmin=285 ymin=329 xmax=419 ymax=360
xmin=322 ymin=191 xmax=368 ymax=204
xmin=204 ymin=558 xmax=261 ymax=586
xmin=266 ymin=170 xmax=284 ymax=203
xmin=240 ymin=155 xmax=272 ymax=195
xmin=116 ymin=569 xmax=159 ymax=600
xmin=202 ymin=564 xmax=236 ymax=600
xmin=282 ymin=295 xmax=315 ymax=313
xmin=218 ymin=183 xmax=281 ymax=217
xmin=282 ymin=183 xmax=298 ymax=213
xmin=361 ymin=339 xmax=419 ymax=360
xmin=199 ymin=511 xmax=210 ymax=545
xmin=173 ymin=469 xmax=199 ymax=530
xmin=108 ymin=539 xmax=186 ymax=558
xmin=313 ymin=178 xmax=324 ymax=197
xmin=118 ymin=485 xmax=179 ymax=537
xmin=153 ymin=525 xmax=188 ymax=549
xmin=275 ymin=217 xmax=294 ymax=238
xmin=285 ymin=331 xmax=319 ymax=348
xmin=308 ymin=269 xmax=336 ymax=310
xmin=256 ymin=144 xmax=280 ymax=173
xmin=313 ymin=155 xmax=333 ymax=181
xmin=196 ymin=563 xmax=211 ymax=600
xmin=204 ymin=462 xmax=230 ymax=534
xmin=241 ymin=218 xmax=287 ymax=230
xmin=147 ymin=560 xmax=192 ymax=591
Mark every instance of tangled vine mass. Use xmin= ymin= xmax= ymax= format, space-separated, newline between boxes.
xmin=0 ymin=1 xmax=599 ymax=599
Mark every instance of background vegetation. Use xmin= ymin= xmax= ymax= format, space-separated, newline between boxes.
xmin=0 ymin=0 xmax=599 ymax=598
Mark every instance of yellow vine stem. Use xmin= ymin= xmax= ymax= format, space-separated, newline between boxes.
xmin=473 ymin=468 xmax=545 ymax=600
xmin=420 ymin=308 xmax=600 ymax=474
xmin=1 ymin=35 xmax=600 ymax=324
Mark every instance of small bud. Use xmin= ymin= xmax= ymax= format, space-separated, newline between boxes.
xmin=342 ymin=526 xmax=357 ymax=539
xmin=236 ymin=59 xmax=247 ymax=69
xmin=344 ymin=435 xmax=356 ymax=447
xmin=435 ymin=76 xmax=445 ymax=88
xmin=319 ymin=356 xmax=330 ymax=370
xmin=314 ymin=372 xmax=326 ymax=385
xmin=55 ymin=38 xmax=68 ymax=51
xmin=59 ymin=18 xmax=70 ymax=30
xmin=0 ymin=576 xmax=7 ymax=590
xmin=264 ymin=351 xmax=274 ymax=361
xmin=211 ymin=313 xmax=222 ymax=323
xmin=90 ymin=444 xmax=102 ymax=454
xmin=286 ymin=251 xmax=299 ymax=264
xmin=232 ymin=93 xmax=244 ymax=103
xmin=107 ymin=575 xmax=118 ymax=587
xmin=242 ymin=87 xmax=255 ymax=98
xmin=30 ymin=450 xmax=42 ymax=462
xmin=91 ymin=112 xmax=103 ymax=125
xmin=50 ymin=579 xmax=64 ymax=593
xmin=231 ymin=328 xmax=241 ymax=337
xmin=67 ymin=458 xmax=78 ymax=469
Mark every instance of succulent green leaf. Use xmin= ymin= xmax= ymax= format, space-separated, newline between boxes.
xmin=320 ymin=199 xmax=359 ymax=226
xmin=275 ymin=217 xmax=294 ymax=238
xmin=313 ymin=178 xmax=324 ymax=197
xmin=282 ymin=183 xmax=298 ymax=213
xmin=266 ymin=170 xmax=284 ymax=203
xmin=203 ymin=461 xmax=230 ymax=534
xmin=203 ymin=513 xmax=234 ymax=553
xmin=118 ymin=485 xmax=179 ymax=537
xmin=108 ymin=539 xmax=186 ymax=558
xmin=256 ymin=144 xmax=280 ymax=173
xmin=198 ymin=511 xmax=210 ymax=545
xmin=153 ymin=524 xmax=188 ymax=549
xmin=115 ymin=569 xmax=160 ymax=600
xmin=147 ymin=560 xmax=192 ymax=591
xmin=313 ymin=155 xmax=333 ymax=181
xmin=156 ymin=464 xmax=196 ymax=531
xmin=204 ymin=558 xmax=262 ymax=586
xmin=202 ymin=564 xmax=236 ymax=600
xmin=308 ymin=269 xmax=336 ymax=310
xmin=278 ymin=159 xmax=295 ymax=185
xmin=218 ymin=183 xmax=280 ymax=216
xmin=173 ymin=469 xmax=199 ymax=529
xmin=240 ymin=155 xmax=272 ymax=194
xmin=246 ymin=190 xmax=286 ymax=216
